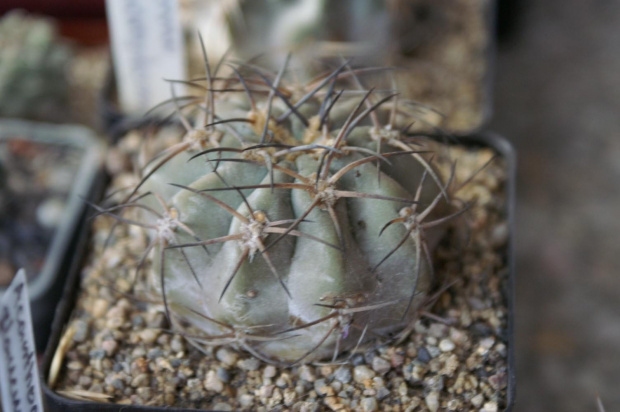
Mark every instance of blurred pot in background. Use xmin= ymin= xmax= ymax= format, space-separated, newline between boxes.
xmin=0 ymin=120 xmax=104 ymax=350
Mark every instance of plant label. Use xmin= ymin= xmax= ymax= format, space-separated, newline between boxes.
xmin=106 ymin=0 xmax=186 ymax=114
xmin=0 ymin=269 xmax=44 ymax=412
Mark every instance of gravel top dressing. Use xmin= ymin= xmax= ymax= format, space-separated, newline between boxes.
xmin=49 ymin=143 xmax=509 ymax=412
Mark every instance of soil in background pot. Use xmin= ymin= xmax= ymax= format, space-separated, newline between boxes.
xmin=0 ymin=136 xmax=82 ymax=286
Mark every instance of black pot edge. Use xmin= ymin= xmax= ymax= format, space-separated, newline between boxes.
xmin=40 ymin=132 xmax=516 ymax=412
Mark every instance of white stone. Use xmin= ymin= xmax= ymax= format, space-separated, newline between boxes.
xmin=425 ymin=391 xmax=440 ymax=412
xmin=439 ymin=338 xmax=456 ymax=352
xmin=204 ymin=370 xmax=224 ymax=392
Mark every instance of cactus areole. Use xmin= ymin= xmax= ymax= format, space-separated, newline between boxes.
xmin=114 ymin=53 xmax=460 ymax=365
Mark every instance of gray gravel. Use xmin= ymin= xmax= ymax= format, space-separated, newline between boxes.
xmin=49 ymin=146 xmax=510 ymax=410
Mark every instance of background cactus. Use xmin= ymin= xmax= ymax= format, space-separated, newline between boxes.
xmin=104 ymin=50 xmax=464 ymax=364
xmin=0 ymin=11 xmax=72 ymax=121
xmin=187 ymin=0 xmax=440 ymax=66
xmin=183 ymin=0 xmax=490 ymax=133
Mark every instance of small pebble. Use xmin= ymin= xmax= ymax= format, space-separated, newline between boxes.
xmin=490 ymin=222 xmax=509 ymax=247
xmin=298 ymin=365 xmax=316 ymax=382
xmin=216 ymin=348 xmax=238 ymax=366
xmin=334 ymin=366 xmax=352 ymax=383
xmin=471 ymin=393 xmax=484 ymax=407
xmin=361 ymin=397 xmax=378 ymax=411
xmin=205 ymin=370 xmax=224 ymax=392
xmin=319 ymin=366 xmax=333 ymax=377
xmin=92 ymin=299 xmax=109 ymax=318
xmin=489 ymin=372 xmax=507 ymax=390
xmin=239 ymin=394 xmax=254 ymax=408
xmin=263 ymin=365 xmax=277 ymax=379
xmin=106 ymin=306 xmax=126 ymax=329
xmin=186 ymin=378 xmax=201 ymax=389
xmin=372 ymin=377 xmax=385 ymax=388
xmin=496 ymin=342 xmax=507 ymax=357
xmin=259 ymin=384 xmax=275 ymax=398
xmin=131 ymin=373 xmax=149 ymax=388
xmin=131 ymin=347 xmax=146 ymax=358
xmin=376 ymin=387 xmax=390 ymax=400
xmin=353 ymin=365 xmax=375 ymax=383
xmin=371 ymin=356 xmax=391 ymax=375
xmin=362 ymin=388 xmax=376 ymax=396
xmin=275 ymin=377 xmax=288 ymax=388
xmin=330 ymin=380 xmax=342 ymax=392
xmin=217 ymin=367 xmax=231 ymax=383
xmin=138 ymin=329 xmax=160 ymax=344
xmin=101 ymin=339 xmax=118 ymax=356
xmin=406 ymin=342 xmax=418 ymax=358
xmin=136 ymin=387 xmax=152 ymax=401
xmin=170 ymin=336 xmax=185 ymax=352
xmin=481 ymin=401 xmax=499 ymax=412
xmin=391 ymin=352 xmax=405 ymax=368
xmin=424 ymin=375 xmax=444 ymax=392
xmin=131 ymin=315 xmax=145 ymax=328
xmin=78 ymin=376 xmax=92 ymax=387
xmin=439 ymin=339 xmax=456 ymax=352
xmin=472 ymin=322 xmax=494 ymax=337
xmin=147 ymin=348 xmax=163 ymax=359
xmin=429 ymin=323 xmax=448 ymax=338
xmin=427 ymin=345 xmax=441 ymax=358
xmin=89 ymin=349 xmax=106 ymax=360
xmin=213 ymin=403 xmax=232 ymax=411
xmin=238 ymin=358 xmax=260 ymax=371
xmin=417 ymin=347 xmax=432 ymax=363
xmin=111 ymin=378 xmax=124 ymax=390
xmin=350 ymin=353 xmax=365 ymax=366
xmin=72 ymin=320 xmax=89 ymax=343
xmin=447 ymin=399 xmax=462 ymax=410
xmin=398 ymin=382 xmax=408 ymax=397
xmin=478 ymin=337 xmax=496 ymax=354
xmin=425 ymin=391 xmax=440 ymax=412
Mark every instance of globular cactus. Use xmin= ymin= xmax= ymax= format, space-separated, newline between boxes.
xmin=105 ymin=48 xmax=464 ymax=364
xmin=0 ymin=11 xmax=71 ymax=120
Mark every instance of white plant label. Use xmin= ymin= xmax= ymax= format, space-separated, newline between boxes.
xmin=106 ymin=0 xmax=186 ymax=114
xmin=0 ymin=269 xmax=44 ymax=412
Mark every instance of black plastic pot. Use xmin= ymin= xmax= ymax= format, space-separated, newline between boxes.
xmin=100 ymin=0 xmax=497 ymax=141
xmin=0 ymin=119 xmax=105 ymax=351
xmin=40 ymin=132 xmax=516 ymax=411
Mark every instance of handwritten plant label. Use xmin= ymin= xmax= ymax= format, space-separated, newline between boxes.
xmin=0 ymin=269 xmax=44 ymax=412
xmin=106 ymin=0 xmax=186 ymax=114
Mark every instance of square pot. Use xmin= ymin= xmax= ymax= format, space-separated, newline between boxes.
xmin=41 ymin=132 xmax=515 ymax=411
xmin=0 ymin=119 xmax=105 ymax=350
xmin=101 ymin=0 xmax=496 ymax=140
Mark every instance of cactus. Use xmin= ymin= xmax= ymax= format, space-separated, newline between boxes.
xmin=186 ymin=0 xmax=488 ymax=133
xmin=0 ymin=11 xmax=72 ymax=120
xmin=189 ymin=0 xmax=447 ymax=68
xmin=103 ymin=47 xmax=466 ymax=364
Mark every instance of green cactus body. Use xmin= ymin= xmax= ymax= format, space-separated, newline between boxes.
xmin=191 ymin=0 xmax=392 ymax=69
xmin=116 ymin=57 xmax=453 ymax=364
